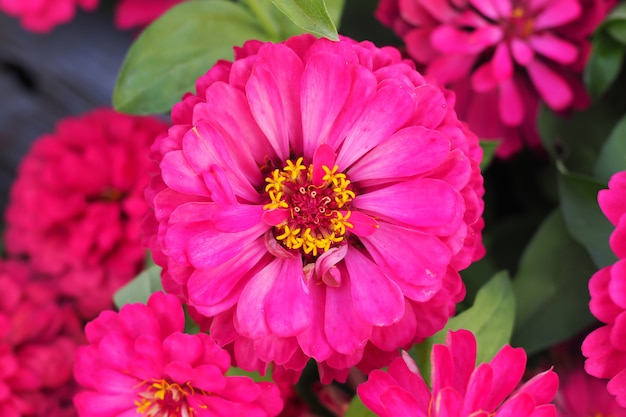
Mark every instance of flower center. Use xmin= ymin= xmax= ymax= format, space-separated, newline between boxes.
xmin=509 ymin=6 xmax=534 ymax=38
xmin=135 ymin=379 xmax=199 ymax=417
xmin=263 ymin=157 xmax=355 ymax=257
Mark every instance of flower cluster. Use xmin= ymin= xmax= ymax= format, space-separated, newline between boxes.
xmin=73 ymin=291 xmax=284 ymax=417
xmin=583 ymin=171 xmax=626 ymax=407
xmin=358 ymin=329 xmax=559 ymax=416
xmin=4 ymin=108 xmax=168 ymax=319
xmin=144 ymin=33 xmax=485 ymax=383
xmin=375 ymin=0 xmax=615 ymax=156
xmin=0 ymin=0 xmax=98 ymax=32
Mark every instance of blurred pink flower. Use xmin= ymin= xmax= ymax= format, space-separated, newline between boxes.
xmin=0 ymin=0 xmax=98 ymax=32
xmin=114 ymin=0 xmax=184 ymax=30
xmin=144 ymin=34 xmax=485 ymax=382
xmin=376 ymin=0 xmax=614 ymax=157
xmin=583 ymin=171 xmax=626 ymax=407
xmin=5 ymin=108 xmax=168 ymax=319
xmin=73 ymin=291 xmax=283 ymax=417
xmin=358 ymin=329 xmax=559 ymax=417
xmin=555 ymin=367 xmax=626 ymax=417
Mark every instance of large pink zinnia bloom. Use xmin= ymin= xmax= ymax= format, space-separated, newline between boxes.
xmin=358 ymin=329 xmax=559 ymax=416
xmin=114 ymin=0 xmax=184 ymax=30
xmin=554 ymin=367 xmax=626 ymax=417
xmin=376 ymin=0 xmax=614 ymax=157
xmin=0 ymin=0 xmax=99 ymax=32
xmin=73 ymin=291 xmax=284 ymax=417
xmin=4 ymin=108 xmax=168 ymax=319
xmin=583 ymin=171 xmax=626 ymax=407
xmin=144 ymin=34 xmax=485 ymax=382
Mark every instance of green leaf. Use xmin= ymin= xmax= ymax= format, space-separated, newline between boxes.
xmin=595 ymin=113 xmax=626 ymax=182
xmin=557 ymin=167 xmax=617 ymax=268
xmin=226 ymin=366 xmax=273 ymax=382
xmin=607 ymin=19 xmax=626 ymax=44
xmin=270 ymin=0 xmax=339 ymax=40
xmin=512 ymin=209 xmax=597 ymax=355
xmin=113 ymin=0 xmax=272 ymax=115
xmin=113 ymin=264 xmax=163 ymax=309
xmin=584 ymin=30 xmax=626 ymax=100
xmin=479 ymin=140 xmax=500 ymax=171
xmin=344 ymin=395 xmax=377 ymax=417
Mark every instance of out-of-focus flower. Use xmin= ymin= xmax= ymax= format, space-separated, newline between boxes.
xmin=376 ymin=0 xmax=615 ymax=157
xmin=73 ymin=291 xmax=284 ymax=417
xmin=555 ymin=366 xmax=626 ymax=417
xmin=0 ymin=0 xmax=98 ymax=33
xmin=114 ymin=0 xmax=184 ymax=30
xmin=583 ymin=171 xmax=626 ymax=407
xmin=358 ymin=329 xmax=559 ymax=416
xmin=5 ymin=108 xmax=168 ymax=319
xmin=144 ymin=33 xmax=485 ymax=382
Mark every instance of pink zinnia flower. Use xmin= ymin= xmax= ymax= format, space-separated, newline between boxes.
xmin=73 ymin=291 xmax=283 ymax=417
xmin=358 ymin=329 xmax=559 ymax=416
xmin=375 ymin=0 xmax=614 ymax=157
xmin=114 ymin=0 xmax=184 ymax=30
xmin=555 ymin=367 xmax=626 ymax=417
xmin=583 ymin=171 xmax=626 ymax=407
xmin=0 ymin=0 xmax=99 ymax=33
xmin=5 ymin=108 xmax=168 ymax=319
xmin=144 ymin=34 xmax=485 ymax=382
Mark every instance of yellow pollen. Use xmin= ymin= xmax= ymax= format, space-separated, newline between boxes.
xmin=511 ymin=7 xmax=524 ymax=18
xmin=135 ymin=379 xmax=200 ymax=417
xmin=283 ymin=157 xmax=306 ymax=180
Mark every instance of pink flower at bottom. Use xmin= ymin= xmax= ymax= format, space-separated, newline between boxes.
xmin=73 ymin=291 xmax=284 ymax=417
xmin=357 ymin=329 xmax=559 ymax=417
xmin=555 ymin=367 xmax=626 ymax=417
xmin=114 ymin=0 xmax=184 ymax=30
xmin=0 ymin=0 xmax=99 ymax=32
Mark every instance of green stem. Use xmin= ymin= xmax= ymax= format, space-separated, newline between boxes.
xmin=241 ymin=0 xmax=280 ymax=41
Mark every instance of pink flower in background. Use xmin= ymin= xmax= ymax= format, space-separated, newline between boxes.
xmin=144 ymin=34 xmax=484 ymax=382
xmin=73 ymin=291 xmax=283 ymax=417
xmin=555 ymin=367 xmax=626 ymax=417
xmin=583 ymin=171 xmax=626 ymax=407
xmin=4 ymin=108 xmax=168 ymax=319
xmin=376 ymin=0 xmax=614 ymax=157
xmin=0 ymin=0 xmax=99 ymax=32
xmin=114 ymin=0 xmax=184 ymax=30
xmin=358 ymin=329 xmax=559 ymax=417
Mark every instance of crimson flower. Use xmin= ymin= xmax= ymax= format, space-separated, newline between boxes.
xmin=73 ymin=291 xmax=283 ymax=417
xmin=554 ymin=367 xmax=626 ymax=417
xmin=583 ymin=171 xmax=626 ymax=407
xmin=358 ymin=329 xmax=559 ymax=416
xmin=376 ymin=0 xmax=614 ymax=157
xmin=114 ymin=0 xmax=184 ymax=30
xmin=5 ymin=108 xmax=168 ymax=319
xmin=0 ymin=0 xmax=98 ymax=32
xmin=144 ymin=34 xmax=484 ymax=383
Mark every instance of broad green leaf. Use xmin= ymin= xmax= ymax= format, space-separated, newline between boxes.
xmin=584 ymin=31 xmax=626 ymax=100
xmin=270 ymin=0 xmax=339 ymax=40
xmin=512 ymin=209 xmax=597 ymax=355
xmin=595 ymin=113 xmax=626 ymax=182
xmin=113 ymin=264 xmax=163 ymax=308
xmin=607 ymin=19 xmax=626 ymax=44
xmin=479 ymin=139 xmax=500 ymax=171
xmin=344 ymin=395 xmax=377 ymax=417
xmin=558 ymin=167 xmax=617 ymax=268
xmin=113 ymin=1 xmax=272 ymax=114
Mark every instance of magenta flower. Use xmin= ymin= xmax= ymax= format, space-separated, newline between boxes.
xmin=0 ymin=0 xmax=98 ymax=32
xmin=358 ymin=329 xmax=559 ymax=417
xmin=554 ymin=367 xmax=626 ymax=417
xmin=5 ymin=108 xmax=168 ymax=319
xmin=114 ymin=0 xmax=184 ymax=30
xmin=583 ymin=171 xmax=626 ymax=407
xmin=73 ymin=291 xmax=283 ymax=417
xmin=144 ymin=34 xmax=485 ymax=382
xmin=376 ymin=0 xmax=614 ymax=157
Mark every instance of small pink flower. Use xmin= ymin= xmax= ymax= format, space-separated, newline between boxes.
xmin=358 ymin=329 xmax=559 ymax=417
xmin=583 ymin=171 xmax=626 ymax=407
xmin=376 ymin=0 xmax=614 ymax=157
xmin=5 ymin=108 xmax=168 ymax=319
xmin=114 ymin=0 xmax=184 ymax=30
xmin=144 ymin=34 xmax=484 ymax=382
xmin=0 ymin=0 xmax=99 ymax=32
xmin=73 ymin=291 xmax=284 ymax=417
xmin=555 ymin=367 xmax=626 ymax=417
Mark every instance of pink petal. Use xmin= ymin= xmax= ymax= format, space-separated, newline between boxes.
xmin=160 ymin=150 xmax=209 ymax=197
xmin=236 ymin=260 xmax=280 ymax=338
xmin=517 ymin=368 xmax=559 ymax=405
xmin=494 ymin=392 xmax=535 ymax=417
xmin=431 ymin=25 xmax=502 ymax=55
xmin=348 ymin=126 xmax=451 ymax=183
xmin=461 ymin=364 xmax=493 ymax=414
xmin=311 ymin=143 xmax=337 ymax=186
xmin=445 ymin=329 xmax=478 ymax=393
xmin=526 ymin=60 xmax=573 ymax=110
xmin=499 ymin=78 xmax=524 ymax=126
xmin=265 ymin=257 xmax=312 ymax=337
xmin=297 ymin=279 xmax=333 ymax=361
xmin=528 ymin=33 xmax=578 ymax=64
xmin=483 ymin=345 xmax=527 ymax=410
xmin=348 ymin=211 xmax=379 ymax=237
xmin=510 ymin=38 xmax=535 ymax=65
xmin=427 ymin=54 xmax=479 ymax=85
xmin=533 ymin=0 xmax=582 ymax=30
xmin=315 ymin=245 xmax=348 ymax=287
xmin=469 ymin=0 xmax=500 ymax=19
xmin=344 ymin=247 xmax=405 ymax=326
xmin=379 ymin=386 xmax=426 ymax=417
xmin=433 ymin=387 xmax=463 ymax=417
xmin=405 ymin=28 xmax=438 ymax=64
xmin=608 ymin=260 xmax=626 ymax=309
